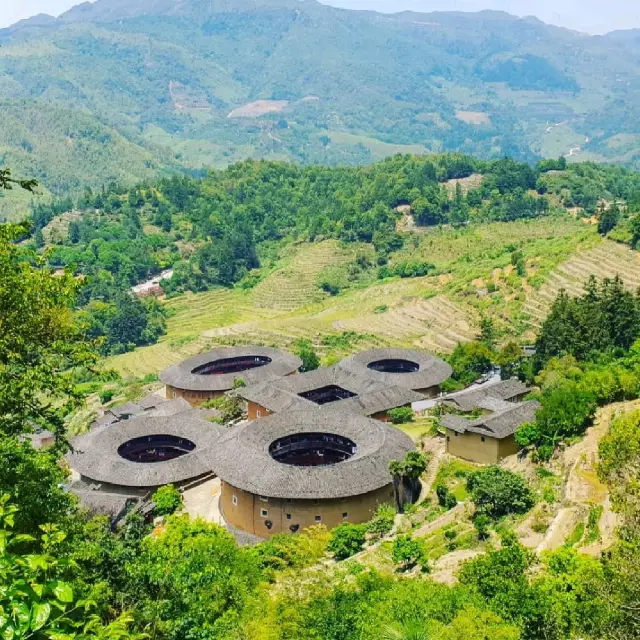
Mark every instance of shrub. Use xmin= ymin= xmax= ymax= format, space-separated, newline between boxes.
xmin=392 ymin=535 xmax=427 ymax=570
xmin=473 ymin=514 xmax=492 ymax=540
xmin=328 ymin=523 xmax=367 ymax=560
xmin=317 ymin=266 xmax=348 ymax=295
xmin=388 ymin=406 xmax=414 ymax=424
xmin=467 ymin=467 xmax=535 ymax=519
xmin=99 ymin=389 xmax=114 ymax=404
xmin=366 ymin=504 xmax=396 ymax=537
xmin=254 ymin=525 xmax=330 ymax=579
xmin=378 ymin=261 xmax=435 ymax=280
xmin=152 ymin=484 xmax=182 ymax=516
xmin=203 ymin=393 xmax=244 ymax=423
xmin=295 ymin=339 xmax=320 ymax=372
xmin=444 ymin=528 xmax=458 ymax=551
xmin=436 ymin=484 xmax=458 ymax=510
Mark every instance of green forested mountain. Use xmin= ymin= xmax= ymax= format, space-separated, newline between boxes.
xmin=1 ymin=0 xmax=639 ymax=207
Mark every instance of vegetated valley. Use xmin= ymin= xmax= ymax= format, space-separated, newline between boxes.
xmin=3 ymin=148 xmax=640 ymax=639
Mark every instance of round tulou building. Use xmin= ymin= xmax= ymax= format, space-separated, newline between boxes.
xmin=337 ymin=348 xmax=453 ymax=397
xmin=159 ymin=346 xmax=302 ymax=406
xmin=210 ymin=410 xmax=415 ymax=537
xmin=68 ymin=415 xmax=223 ymax=495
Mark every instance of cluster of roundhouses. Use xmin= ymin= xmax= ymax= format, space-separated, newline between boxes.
xmin=68 ymin=346 xmax=535 ymax=538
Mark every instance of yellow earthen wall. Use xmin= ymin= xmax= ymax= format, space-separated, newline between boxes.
xmin=445 ymin=429 xmax=518 ymax=465
xmin=219 ymin=481 xmax=395 ymax=538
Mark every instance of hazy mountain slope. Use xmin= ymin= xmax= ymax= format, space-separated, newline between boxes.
xmin=0 ymin=0 xmax=639 ymax=199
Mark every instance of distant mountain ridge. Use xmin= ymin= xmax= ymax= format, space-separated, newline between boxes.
xmin=0 ymin=0 xmax=639 ymax=208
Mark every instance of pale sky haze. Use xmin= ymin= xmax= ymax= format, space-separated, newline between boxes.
xmin=1 ymin=0 xmax=638 ymax=33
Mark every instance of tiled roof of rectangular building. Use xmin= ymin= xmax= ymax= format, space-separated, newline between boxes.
xmin=441 ymin=379 xmax=529 ymax=412
xmin=441 ymin=400 xmax=540 ymax=439
xmin=236 ymin=365 xmax=422 ymax=416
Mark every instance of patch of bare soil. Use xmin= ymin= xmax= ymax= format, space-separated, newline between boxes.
xmin=455 ymin=111 xmax=491 ymax=126
xmin=430 ymin=549 xmax=482 ymax=585
xmin=445 ymin=173 xmax=483 ymax=196
xmin=533 ymin=401 xmax=640 ymax=553
xmin=536 ymin=507 xmax=581 ymax=553
xmin=228 ymin=100 xmax=289 ymax=118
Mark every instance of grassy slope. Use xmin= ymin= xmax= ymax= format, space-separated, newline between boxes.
xmin=109 ymin=216 xmax=639 ymax=378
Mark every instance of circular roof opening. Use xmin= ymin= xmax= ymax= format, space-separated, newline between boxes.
xmin=269 ymin=432 xmax=357 ymax=467
xmin=117 ymin=434 xmax=196 ymax=464
xmin=367 ymin=358 xmax=420 ymax=374
xmin=191 ymin=355 xmax=272 ymax=376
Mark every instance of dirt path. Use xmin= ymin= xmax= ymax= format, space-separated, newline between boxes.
xmin=418 ymin=437 xmax=446 ymax=501
xmin=536 ymin=507 xmax=580 ymax=553
xmin=536 ymin=401 xmax=640 ymax=553
xmin=413 ymin=503 xmax=466 ymax=538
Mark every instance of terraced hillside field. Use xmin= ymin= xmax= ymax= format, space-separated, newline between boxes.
xmin=334 ymin=295 xmax=476 ymax=354
xmin=110 ymin=217 xmax=631 ymax=380
xmin=250 ymin=241 xmax=356 ymax=311
xmin=523 ymin=240 xmax=640 ymax=328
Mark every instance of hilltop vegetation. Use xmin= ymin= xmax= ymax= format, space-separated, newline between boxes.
xmin=20 ymin=153 xmax=640 ymax=361
xmin=1 ymin=0 xmax=640 ymax=205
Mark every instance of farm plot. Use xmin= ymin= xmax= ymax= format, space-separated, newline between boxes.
xmin=251 ymin=241 xmax=354 ymax=311
xmin=334 ymin=295 xmax=477 ymax=353
xmin=523 ymin=240 xmax=640 ymax=328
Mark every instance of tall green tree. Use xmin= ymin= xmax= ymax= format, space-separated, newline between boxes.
xmin=0 ymin=222 xmax=96 ymax=440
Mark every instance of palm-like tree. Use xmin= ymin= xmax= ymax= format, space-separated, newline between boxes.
xmin=388 ymin=459 xmax=405 ymax=513
xmin=389 ymin=452 xmax=429 ymax=512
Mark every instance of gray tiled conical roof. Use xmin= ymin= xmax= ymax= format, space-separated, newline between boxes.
xmin=210 ymin=410 xmax=415 ymax=499
xmin=159 ymin=346 xmax=302 ymax=392
xmin=68 ymin=415 xmax=223 ymax=488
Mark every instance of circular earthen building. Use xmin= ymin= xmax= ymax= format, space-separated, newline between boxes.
xmin=210 ymin=410 xmax=415 ymax=538
xmin=159 ymin=346 xmax=302 ymax=405
xmin=68 ymin=415 xmax=223 ymax=494
xmin=337 ymin=348 xmax=453 ymax=397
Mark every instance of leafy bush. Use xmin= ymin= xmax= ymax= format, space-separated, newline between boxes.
xmin=317 ymin=266 xmax=349 ymax=295
xmin=328 ymin=523 xmax=367 ymax=560
xmin=254 ymin=525 xmax=330 ymax=579
xmin=295 ymin=339 xmax=320 ymax=372
xmin=388 ymin=406 xmax=414 ymax=424
xmin=473 ymin=514 xmax=492 ymax=540
xmin=517 ymin=382 xmax=597 ymax=458
xmin=152 ymin=484 xmax=182 ymax=516
xmin=467 ymin=467 xmax=534 ymax=519
xmin=99 ymin=389 xmax=115 ymax=404
xmin=378 ymin=261 xmax=435 ymax=279
xmin=436 ymin=484 xmax=458 ymax=510
xmin=366 ymin=504 xmax=396 ymax=537
xmin=392 ymin=535 xmax=427 ymax=571
xmin=203 ymin=393 xmax=244 ymax=424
